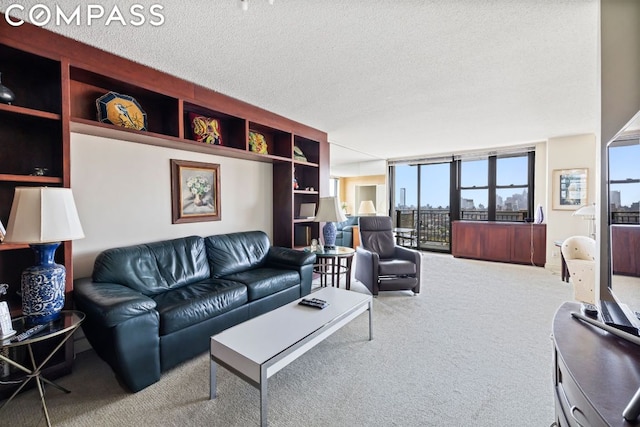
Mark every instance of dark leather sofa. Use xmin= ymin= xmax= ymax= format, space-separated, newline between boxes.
xmin=74 ymin=231 xmax=315 ymax=392
xmin=334 ymin=216 xmax=359 ymax=247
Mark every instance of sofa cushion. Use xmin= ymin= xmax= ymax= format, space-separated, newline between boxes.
xmin=205 ymin=231 xmax=270 ymax=278
xmin=93 ymin=236 xmax=209 ymax=296
xmin=223 ymin=268 xmax=300 ymax=301
xmin=152 ymin=279 xmax=248 ymax=335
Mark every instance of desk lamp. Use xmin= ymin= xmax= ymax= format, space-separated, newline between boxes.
xmin=573 ymin=203 xmax=596 ymax=239
xmin=4 ymin=187 xmax=84 ymax=324
xmin=314 ymin=197 xmax=346 ymax=249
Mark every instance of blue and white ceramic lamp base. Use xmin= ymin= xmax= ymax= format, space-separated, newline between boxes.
xmin=323 ymin=222 xmax=337 ymax=248
xmin=22 ymin=243 xmax=66 ymax=324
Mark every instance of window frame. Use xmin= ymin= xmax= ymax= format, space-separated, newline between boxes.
xmin=455 ymin=151 xmax=534 ymax=222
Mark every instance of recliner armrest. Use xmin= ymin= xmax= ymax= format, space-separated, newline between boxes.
xmin=393 ymin=245 xmax=422 ymax=265
xmin=74 ymin=277 xmax=157 ymax=328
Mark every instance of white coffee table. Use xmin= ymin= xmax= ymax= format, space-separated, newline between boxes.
xmin=210 ymin=287 xmax=373 ymax=426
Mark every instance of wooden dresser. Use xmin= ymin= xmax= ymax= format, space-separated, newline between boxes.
xmin=552 ymin=302 xmax=640 ymax=426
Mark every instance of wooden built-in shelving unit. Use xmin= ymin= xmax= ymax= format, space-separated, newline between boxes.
xmin=0 ymin=14 xmax=329 ymax=396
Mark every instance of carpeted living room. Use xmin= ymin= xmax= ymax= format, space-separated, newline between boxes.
xmin=0 ymin=2 xmax=639 ymax=427
xmin=4 ymin=255 xmax=573 ymax=426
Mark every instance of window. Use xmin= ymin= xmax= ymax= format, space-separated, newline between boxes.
xmin=609 ymin=140 xmax=640 ymax=224
xmin=496 ymin=155 xmax=529 ymax=221
xmin=459 ymin=159 xmax=488 ymax=220
xmin=458 ymin=152 xmax=533 ymax=222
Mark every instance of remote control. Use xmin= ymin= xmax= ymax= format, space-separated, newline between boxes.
xmin=582 ymin=303 xmax=598 ymax=317
xmin=299 ymin=298 xmax=329 ymax=309
xmin=12 ymin=324 xmax=47 ymax=342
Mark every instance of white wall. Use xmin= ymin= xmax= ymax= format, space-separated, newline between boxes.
xmin=544 ymin=134 xmax=597 ymax=272
xmin=70 ymin=133 xmax=273 ymax=278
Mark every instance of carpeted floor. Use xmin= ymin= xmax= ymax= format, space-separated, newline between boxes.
xmin=1 ymin=253 xmax=572 ymax=426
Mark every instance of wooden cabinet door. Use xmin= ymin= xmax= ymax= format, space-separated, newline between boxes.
xmin=510 ymin=224 xmax=546 ymax=266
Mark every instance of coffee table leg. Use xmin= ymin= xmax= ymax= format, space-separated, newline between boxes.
xmin=260 ymin=366 xmax=268 ymax=426
xmin=210 ymin=357 xmax=217 ymax=399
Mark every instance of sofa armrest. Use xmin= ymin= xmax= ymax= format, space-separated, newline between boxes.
xmin=341 ymin=227 xmax=354 ymax=247
xmin=266 ymin=246 xmax=316 ymax=267
xmin=74 ymin=278 xmax=157 ymax=328
xmin=74 ymin=277 xmax=161 ymax=392
xmin=266 ymin=247 xmax=316 ymax=297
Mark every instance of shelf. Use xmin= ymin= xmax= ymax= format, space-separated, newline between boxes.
xmin=294 ymin=218 xmax=316 ymax=223
xmin=0 ymin=43 xmax=62 ymax=114
xmin=0 ymin=174 xmax=62 ymax=184
xmin=0 ymin=114 xmax=63 ymax=177
xmin=0 ymin=103 xmax=61 ymax=120
xmin=183 ymin=102 xmax=246 ymax=150
xmin=69 ymin=66 xmax=179 ymax=138
xmin=294 ymin=189 xmax=319 ymax=195
xmin=249 ymin=122 xmax=292 ymax=159
xmin=0 ymin=243 xmax=30 ymax=251
xmin=70 ymin=118 xmax=294 ymax=164
xmin=293 ymin=159 xmax=319 ymax=168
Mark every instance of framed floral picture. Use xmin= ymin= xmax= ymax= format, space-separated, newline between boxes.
xmin=171 ymin=159 xmax=221 ymax=223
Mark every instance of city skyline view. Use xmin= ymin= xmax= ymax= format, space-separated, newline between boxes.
xmin=395 ymin=143 xmax=640 ymax=213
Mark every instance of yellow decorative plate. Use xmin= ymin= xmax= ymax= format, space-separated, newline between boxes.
xmin=96 ymin=92 xmax=147 ymax=131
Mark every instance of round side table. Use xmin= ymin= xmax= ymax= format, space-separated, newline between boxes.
xmin=309 ymin=246 xmax=356 ymax=290
xmin=0 ymin=310 xmax=85 ymax=427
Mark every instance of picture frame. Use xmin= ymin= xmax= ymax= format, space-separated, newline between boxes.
xmin=171 ymin=159 xmax=221 ymax=223
xmin=552 ymin=168 xmax=588 ymax=210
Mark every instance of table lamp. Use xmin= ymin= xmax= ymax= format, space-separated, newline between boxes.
xmin=4 ymin=187 xmax=84 ymax=324
xmin=358 ymin=200 xmax=376 ymax=216
xmin=314 ymin=196 xmax=346 ymax=249
xmin=572 ymin=203 xmax=596 ymax=239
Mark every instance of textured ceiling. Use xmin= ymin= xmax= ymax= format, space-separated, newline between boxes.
xmin=1 ymin=1 xmax=600 ymax=175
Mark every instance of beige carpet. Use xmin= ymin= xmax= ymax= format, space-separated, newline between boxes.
xmin=1 ymin=253 xmax=572 ymax=426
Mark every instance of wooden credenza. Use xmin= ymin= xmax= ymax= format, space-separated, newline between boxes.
xmin=451 ymin=221 xmax=546 ymax=266
xmin=553 ymin=302 xmax=640 ymax=426
xmin=611 ymin=225 xmax=640 ymax=276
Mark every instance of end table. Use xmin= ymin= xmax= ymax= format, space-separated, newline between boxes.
xmin=308 ymin=246 xmax=356 ymax=289
xmin=0 ymin=310 xmax=85 ymax=427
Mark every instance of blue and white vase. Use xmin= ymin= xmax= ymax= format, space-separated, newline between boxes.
xmin=22 ymin=243 xmax=66 ymax=324
xmin=323 ymin=222 xmax=337 ymax=248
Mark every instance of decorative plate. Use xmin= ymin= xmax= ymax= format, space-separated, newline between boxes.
xmin=189 ymin=112 xmax=223 ymax=145
xmin=96 ymin=92 xmax=147 ymax=131
xmin=249 ymin=131 xmax=268 ymax=154
xmin=293 ymin=145 xmax=307 ymax=162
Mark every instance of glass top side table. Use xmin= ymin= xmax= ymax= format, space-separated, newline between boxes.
xmin=0 ymin=310 xmax=85 ymax=427
xmin=306 ymin=246 xmax=356 ymax=289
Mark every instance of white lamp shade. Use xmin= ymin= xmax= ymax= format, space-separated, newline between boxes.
xmin=314 ymin=197 xmax=347 ymax=223
xmin=4 ymin=187 xmax=85 ymax=244
xmin=573 ymin=204 xmax=596 ymax=218
xmin=358 ymin=200 xmax=376 ymax=215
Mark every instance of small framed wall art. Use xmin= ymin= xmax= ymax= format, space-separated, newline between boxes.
xmin=171 ymin=159 xmax=221 ymax=223
xmin=552 ymin=168 xmax=588 ymax=210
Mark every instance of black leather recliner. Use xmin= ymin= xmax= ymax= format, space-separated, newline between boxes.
xmin=355 ymin=216 xmax=421 ymax=296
